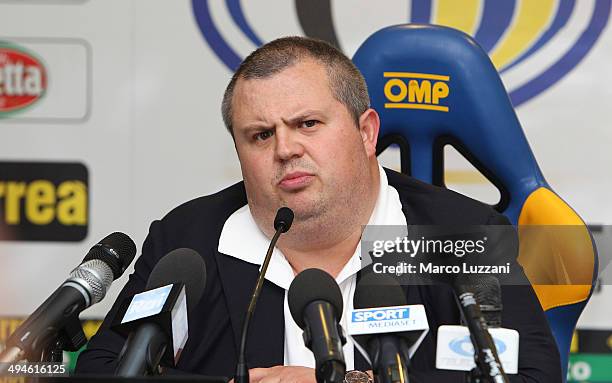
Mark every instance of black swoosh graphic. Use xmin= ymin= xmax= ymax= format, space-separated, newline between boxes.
xmin=295 ymin=0 xmax=343 ymax=52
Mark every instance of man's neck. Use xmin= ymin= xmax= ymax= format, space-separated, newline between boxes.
xmin=279 ymin=226 xmax=363 ymax=278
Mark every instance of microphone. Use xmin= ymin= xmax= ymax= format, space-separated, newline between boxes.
xmin=351 ymin=273 xmax=428 ymax=383
xmin=436 ymin=276 xmax=519 ymax=374
xmin=288 ymin=268 xmax=346 ymax=383
xmin=274 ymin=206 xmax=294 ymax=233
xmin=0 ymin=232 xmax=136 ymax=366
xmin=452 ymin=275 xmax=510 ymax=382
xmin=471 ymin=275 xmax=502 ymax=328
xmin=113 ymin=248 xmax=207 ymax=376
xmin=234 ymin=207 xmax=294 ymax=383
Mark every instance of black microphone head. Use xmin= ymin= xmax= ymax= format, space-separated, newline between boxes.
xmin=288 ymin=268 xmax=343 ymax=329
xmin=274 ymin=207 xmax=294 ymax=233
xmin=459 ymin=275 xmax=502 ymax=327
xmin=354 ymin=272 xmax=407 ymax=309
xmin=146 ymin=248 xmax=207 ymax=312
xmin=83 ymin=232 xmax=137 ymax=280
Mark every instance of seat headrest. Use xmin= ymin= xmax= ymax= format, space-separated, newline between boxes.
xmin=353 ymin=24 xmax=545 ymax=195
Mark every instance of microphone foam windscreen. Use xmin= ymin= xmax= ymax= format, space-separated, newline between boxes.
xmin=146 ymin=248 xmax=207 ymax=312
xmin=288 ymin=268 xmax=343 ymax=329
xmin=461 ymin=275 xmax=502 ymax=327
xmin=274 ymin=207 xmax=295 ymax=233
xmin=354 ymin=272 xmax=407 ymax=309
xmin=84 ymin=232 xmax=137 ymax=280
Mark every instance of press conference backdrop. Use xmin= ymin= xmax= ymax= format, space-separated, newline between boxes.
xmin=0 ymin=0 xmax=611 ymax=380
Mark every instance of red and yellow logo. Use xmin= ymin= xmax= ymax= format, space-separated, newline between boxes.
xmin=0 ymin=42 xmax=47 ymax=116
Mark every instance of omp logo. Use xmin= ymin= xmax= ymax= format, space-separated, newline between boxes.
xmin=352 ymin=307 xmax=410 ymax=322
xmin=383 ymin=72 xmax=449 ymax=112
xmin=0 ymin=42 xmax=47 ymax=116
xmin=192 ymin=0 xmax=610 ymax=108
xmin=0 ymin=162 xmax=88 ymax=242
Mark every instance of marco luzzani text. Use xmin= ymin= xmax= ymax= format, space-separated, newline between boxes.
xmin=370 ymin=236 xmax=511 ymax=276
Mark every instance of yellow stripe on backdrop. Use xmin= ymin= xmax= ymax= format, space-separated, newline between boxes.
xmin=433 ymin=0 xmax=482 ymax=35
xmin=0 ymin=319 xmax=22 ymax=343
xmin=0 ymin=317 xmax=102 ymax=344
xmin=489 ymin=0 xmax=557 ymax=69
xmin=0 ymin=378 xmax=26 ymax=383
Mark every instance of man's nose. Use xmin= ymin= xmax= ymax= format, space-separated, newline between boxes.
xmin=274 ymin=127 xmax=304 ymax=161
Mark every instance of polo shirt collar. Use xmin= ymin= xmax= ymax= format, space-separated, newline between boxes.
xmin=218 ymin=165 xmax=407 ymax=289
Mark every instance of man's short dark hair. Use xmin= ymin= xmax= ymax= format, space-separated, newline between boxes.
xmin=221 ymin=36 xmax=370 ymax=135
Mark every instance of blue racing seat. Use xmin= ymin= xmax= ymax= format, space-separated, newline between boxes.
xmin=353 ymin=24 xmax=597 ymax=380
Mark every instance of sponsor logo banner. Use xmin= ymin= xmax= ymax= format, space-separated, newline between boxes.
xmin=0 ymin=317 xmax=102 ymax=375
xmin=0 ymin=38 xmax=90 ymax=123
xmin=0 ymin=318 xmax=102 ymax=345
xmin=0 ymin=161 xmax=88 ymax=242
xmin=0 ymin=42 xmax=47 ymax=116
xmin=568 ymin=354 xmax=612 ymax=382
xmin=574 ymin=329 xmax=612 ymax=354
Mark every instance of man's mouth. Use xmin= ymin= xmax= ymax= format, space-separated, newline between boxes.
xmin=278 ymin=171 xmax=315 ymax=191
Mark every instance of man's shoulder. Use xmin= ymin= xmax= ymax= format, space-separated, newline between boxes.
xmin=384 ymin=167 xmax=506 ymax=225
xmin=159 ymin=180 xmax=247 ymax=233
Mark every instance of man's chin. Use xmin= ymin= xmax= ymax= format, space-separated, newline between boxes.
xmin=283 ymin=202 xmax=325 ymax=223
xmin=277 ymin=191 xmax=327 ymax=221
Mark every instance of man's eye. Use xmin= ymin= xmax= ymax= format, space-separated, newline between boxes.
xmin=254 ymin=131 xmax=273 ymax=141
xmin=301 ymin=120 xmax=319 ymax=128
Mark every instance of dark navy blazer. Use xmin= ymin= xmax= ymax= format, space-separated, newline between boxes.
xmin=75 ymin=168 xmax=561 ymax=382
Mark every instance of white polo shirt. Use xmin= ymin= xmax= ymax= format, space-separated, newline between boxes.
xmin=218 ymin=165 xmax=407 ymax=369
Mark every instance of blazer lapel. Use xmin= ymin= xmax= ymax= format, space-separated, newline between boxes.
xmin=215 ymin=251 xmax=285 ymax=367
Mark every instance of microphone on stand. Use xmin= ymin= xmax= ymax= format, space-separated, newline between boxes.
xmin=472 ymin=276 xmax=502 ymax=327
xmin=113 ymin=248 xmax=207 ymax=376
xmin=350 ymin=273 xmax=429 ymax=383
xmin=0 ymin=232 xmax=136 ymax=367
xmin=234 ymin=207 xmax=294 ymax=383
xmin=453 ymin=275 xmax=509 ymax=383
xmin=436 ymin=276 xmax=519 ymax=378
xmin=288 ymin=268 xmax=346 ymax=383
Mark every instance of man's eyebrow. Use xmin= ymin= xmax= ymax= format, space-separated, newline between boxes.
xmin=283 ymin=110 xmax=324 ymax=125
xmin=239 ymin=122 xmax=275 ymax=134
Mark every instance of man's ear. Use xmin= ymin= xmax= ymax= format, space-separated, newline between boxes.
xmin=359 ymin=108 xmax=380 ymax=158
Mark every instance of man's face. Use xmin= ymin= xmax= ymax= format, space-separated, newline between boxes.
xmin=231 ymin=59 xmax=375 ymax=231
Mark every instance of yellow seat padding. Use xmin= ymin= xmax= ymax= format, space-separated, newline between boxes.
xmin=517 ymin=187 xmax=595 ymax=311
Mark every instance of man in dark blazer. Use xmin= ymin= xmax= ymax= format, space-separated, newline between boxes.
xmin=76 ymin=37 xmax=561 ymax=382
